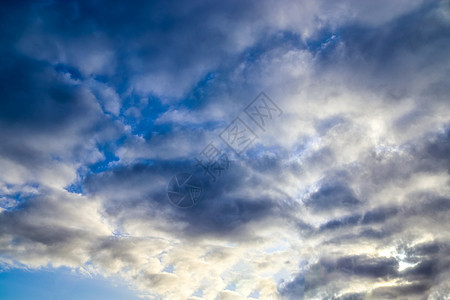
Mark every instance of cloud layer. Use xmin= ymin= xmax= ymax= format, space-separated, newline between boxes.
xmin=0 ymin=0 xmax=449 ymax=299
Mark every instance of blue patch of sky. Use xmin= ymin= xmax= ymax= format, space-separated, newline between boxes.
xmin=0 ymin=184 xmax=39 ymax=212
xmin=120 ymin=93 xmax=172 ymax=137
xmin=224 ymin=282 xmax=236 ymax=291
xmin=183 ymin=72 xmax=220 ymax=109
xmin=249 ymin=290 xmax=260 ymax=298
xmin=88 ymin=148 xmax=120 ymax=174
xmin=162 ymin=264 xmax=174 ymax=273
xmin=242 ymin=30 xmax=305 ymax=64
xmin=0 ymin=267 xmax=142 ymax=300
xmin=305 ymin=28 xmax=339 ymax=56
xmin=65 ymin=138 xmax=126 ymax=194
xmin=65 ymin=182 xmax=83 ymax=194
xmin=192 ymin=289 xmax=203 ymax=297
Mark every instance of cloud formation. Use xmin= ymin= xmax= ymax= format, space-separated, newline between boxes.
xmin=0 ymin=0 xmax=449 ymax=299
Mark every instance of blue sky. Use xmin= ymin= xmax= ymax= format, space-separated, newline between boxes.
xmin=0 ymin=0 xmax=449 ymax=299
xmin=0 ymin=268 xmax=141 ymax=300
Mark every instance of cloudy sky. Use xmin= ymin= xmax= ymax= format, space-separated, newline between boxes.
xmin=0 ymin=0 xmax=449 ymax=299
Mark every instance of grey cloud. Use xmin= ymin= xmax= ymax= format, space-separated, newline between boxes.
xmin=333 ymin=292 xmax=365 ymax=300
xmin=319 ymin=206 xmax=400 ymax=232
xmin=304 ymin=182 xmax=360 ymax=212
xmin=84 ymin=156 xmax=297 ymax=239
xmin=316 ymin=1 xmax=450 ymax=98
xmin=278 ymin=272 xmax=305 ymax=300
xmin=304 ymin=255 xmax=399 ymax=281
xmin=334 ymin=256 xmax=399 ymax=278
xmin=320 ymin=213 xmax=361 ymax=231
xmin=0 ymin=188 xmax=108 ymax=267
xmin=371 ymin=283 xmax=431 ymax=299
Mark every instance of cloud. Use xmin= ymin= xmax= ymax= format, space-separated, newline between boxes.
xmin=0 ymin=0 xmax=449 ymax=299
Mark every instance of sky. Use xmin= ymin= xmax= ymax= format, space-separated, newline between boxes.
xmin=0 ymin=0 xmax=449 ymax=299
